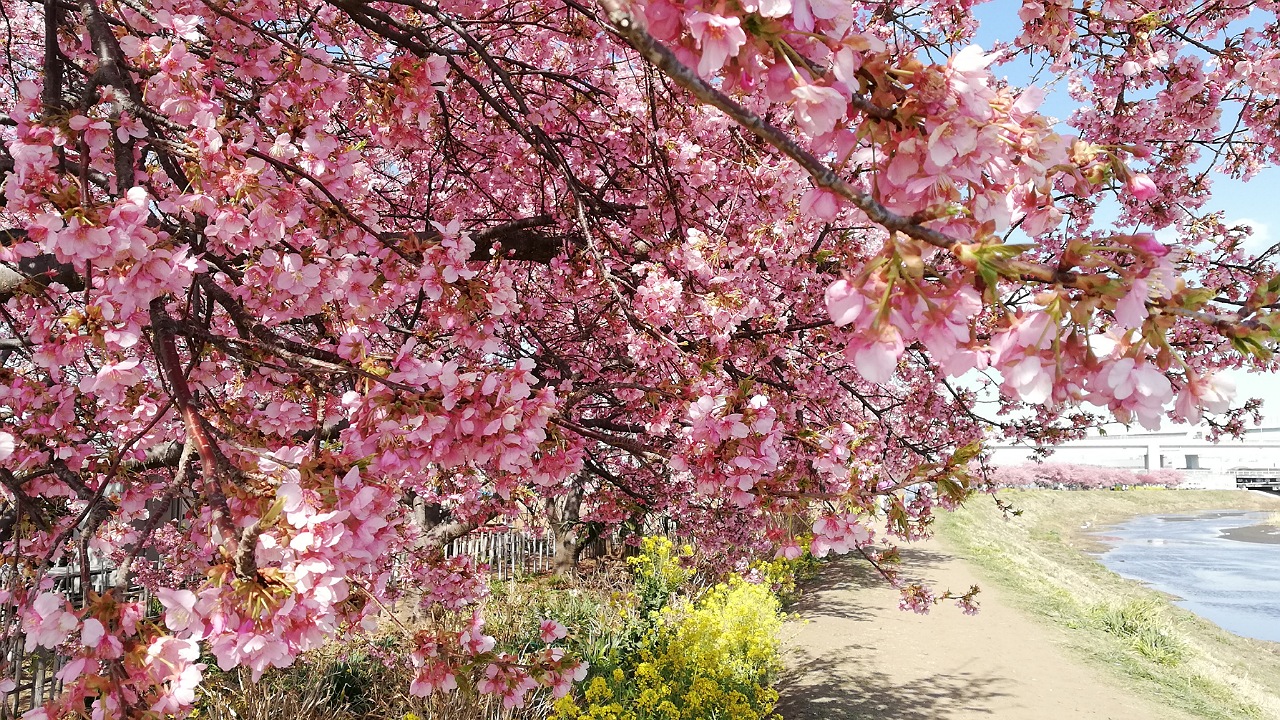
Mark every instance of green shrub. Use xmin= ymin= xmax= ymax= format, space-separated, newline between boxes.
xmin=198 ymin=535 xmax=795 ymax=720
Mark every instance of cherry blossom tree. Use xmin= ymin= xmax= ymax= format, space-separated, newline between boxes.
xmin=991 ymin=463 xmax=1185 ymax=489
xmin=0 ymin=0 xmax=1278 ymax=714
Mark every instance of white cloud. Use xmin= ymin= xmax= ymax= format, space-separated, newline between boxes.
xmin=1153 ymin=225 xmax=1180 ymax=245
xmin=1228 ymin=218 xmax=1272 ymax=255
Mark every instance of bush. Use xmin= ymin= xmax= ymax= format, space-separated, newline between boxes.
xmin=196 ymin=659 xmax=355 ymax=720
xmin=627 ymin=537 xmax=696 ymax=621
xmin=550 ymin=578 xmax=783 ymax=720
xmin=747 ymin=545 xmax=822 ymax=607
xmin=198 ymin=536 xmax=794 ymax=720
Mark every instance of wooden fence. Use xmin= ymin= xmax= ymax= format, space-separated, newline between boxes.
xmin=442 ymin=528 xmax=636 ymax=580
xmin=2 ymin=563 xmax=152 ymax=719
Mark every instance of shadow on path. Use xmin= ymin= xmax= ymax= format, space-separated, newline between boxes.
xmin=777 ymin=549 xmax=1011 ymax=719
xmin=784 ymin=548 xmax=955 ymax=619
xmin=776 ymin=649 xmax=1011 ymax=720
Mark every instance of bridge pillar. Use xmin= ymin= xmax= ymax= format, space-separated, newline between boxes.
xmin=1145 ymin=443 xmax=1161 ymax=469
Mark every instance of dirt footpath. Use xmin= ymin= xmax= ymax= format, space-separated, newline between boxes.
xmin=778 ymin=540 xmax=1188 ymax=720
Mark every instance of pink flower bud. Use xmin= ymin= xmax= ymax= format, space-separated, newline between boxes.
xmin=1127 ymin=173 xmax=1159 ymax=201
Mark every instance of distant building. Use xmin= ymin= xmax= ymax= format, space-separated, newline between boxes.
xmin=988 ymin=426 xmax=1280 ymax=490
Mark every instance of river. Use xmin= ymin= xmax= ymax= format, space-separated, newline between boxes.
xmin=1095 ymin=510 xmax=1280 ymax=643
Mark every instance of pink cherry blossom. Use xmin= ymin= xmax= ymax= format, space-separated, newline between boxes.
xmin=1114 ymin=279 xmax=1150 ymax=329
xmin=1174 ymin=373 xmax=1237 ymax=424
xmin=460 ymin=613 xmax=496 ymax=655
xmin=757 ymin=0 xmax=791 ymax=18
xmin=409 ymin=660 xmax=458 ymax=696
xmin=1127 ymin=173 xmax=1159 ymax=201
xmin=2 ymin=0 xmax=1277 ymax=710
xmin=791 ymin=84 xmax=846 ymax=137
xmin=476 ymin=660 xmax=539 ymax=709
xmin=539 ymin=619 xmax=568 ymax=643
xmin=775 ymin=539 xmax=804 ymax=561
xmin=848 ymin=327 xmax=905 ymax=384
xmin=81 ymin=619 xmax=105 ymax=649
xmin=157 ymin=589 xmax=204 ymax=638
xmin=1004 ymin=355 xmax=1053 ymax=405
xmin=825 ymin=279 xmax=865 ymax=327
xmin=23 ymin=593 xmax=79 ymax=652
xmin=686 ymin=12 xmax=746 ymax=77
xmin=145 ymin=637 xmax=204 ymax=714
xmin=800 ymin=187 xmax=842 ymax=221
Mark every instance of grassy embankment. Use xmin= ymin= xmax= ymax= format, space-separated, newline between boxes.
xmin=935 ymin=489 xmax=1280 ymax=720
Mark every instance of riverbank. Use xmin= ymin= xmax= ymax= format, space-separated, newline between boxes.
xmin=936 ymin=489 xmax=1280 ymax=720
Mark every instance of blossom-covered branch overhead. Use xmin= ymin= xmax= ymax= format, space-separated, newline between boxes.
xmin=0 ymin=0 xmax=1278 ymax=714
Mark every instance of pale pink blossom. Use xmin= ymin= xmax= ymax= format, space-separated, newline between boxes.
xmin=55 ymin=657 xmax=93 ymax=683
xmin=686 ymin=12 xmax=746 ymax=77
xmin=1114 ymin=279 xmax=1149 ymax=329
xmin=157 ymin=588 xmax=204 ymax=637
xmin=146 ymin=637 xmax=204 ymax=714
xmin=276 ymin=253 xmax=322 ymax=293
xmin=643 ymin=0 xmax=682 ymax=40
xmin=477 ymin=661 xmax=539 ymax=709
xmin=849 ymin=327 xmax=904 ymax=384
xmin=1004 ymin=355 xmax=1053 ymax=404
xmin=23 ymin=593 xmax=79 ymax=651
xmin=757 ymin=0 xmax=791 ymax=17
xmin=1174 ymin=373 xmax=1236 ymax=424
xmin=927 ymin=121 xmax=979 ymax=167
xmin=791 ymin=84 xmax=846 ymax=137
xmin=775 ymin=540 xmax=804 ymax=560
xmin=460 ymin=612 xmax=496 ymax=655
xmin=409 ymin=661 xmax=458 ymax=695
xmin=78 ymin=359 xmax=143 ymax=401
xmin=825 ymin=279 xmax=864 ymax=327
xmin=539 ymin=619 xmax=568 ymax=643
xmin=81 ymin=618 xmax=105 ymax=648
xmin=1118 ymin=232 xmax=1171 ymax=257
xmin=800 ymin=187 xmax=841 ymax=221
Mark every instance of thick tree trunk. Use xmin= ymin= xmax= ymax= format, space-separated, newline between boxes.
xmin=546 ymin=489 xmax=584 ymax=576
xmin=550 ymin=527 xmax=578 ymax=575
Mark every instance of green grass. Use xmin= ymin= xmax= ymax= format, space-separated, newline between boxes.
xmin=936 ymin=489 xmax=1280 ymax=720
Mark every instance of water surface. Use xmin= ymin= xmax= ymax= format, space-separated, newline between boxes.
xmin=1095 ymin=510 xmax=1280 ymax=643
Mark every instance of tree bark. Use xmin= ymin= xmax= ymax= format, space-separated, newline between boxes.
xmin=546 ymin=490 xmax=584 ymax=576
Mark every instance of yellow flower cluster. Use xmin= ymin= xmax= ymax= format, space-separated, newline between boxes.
xmin=552 ymin=576 xmax=782 ymax=720
xmin=627 ymin=537 xmax=695 ymax=619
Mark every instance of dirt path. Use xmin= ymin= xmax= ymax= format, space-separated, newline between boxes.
xmin=778 ymin=540 xmax=1190 ymax=720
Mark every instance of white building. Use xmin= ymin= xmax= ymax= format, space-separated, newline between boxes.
xmin=988 ymin=426 xmax=1280 ymax=490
